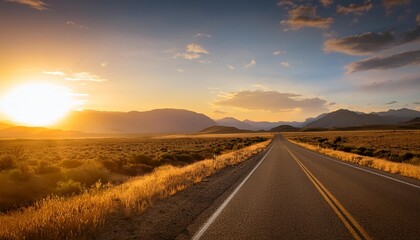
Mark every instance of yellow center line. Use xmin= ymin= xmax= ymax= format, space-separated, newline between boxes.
xmin=285 ymin=146 xmax=372 ymax=240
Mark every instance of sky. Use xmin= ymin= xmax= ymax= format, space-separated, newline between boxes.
xmin=0 ymin=0 xmax=419 ymax=122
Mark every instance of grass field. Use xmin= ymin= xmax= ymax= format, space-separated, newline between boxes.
xmin=0 ymin=136 xmax=272 ymax=239
xmin=0 ymin=135 xmax=269 ymax=211
xmin=284 ymin=130 xmax=420 ymax=179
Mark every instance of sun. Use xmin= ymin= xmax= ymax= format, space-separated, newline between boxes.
xmin=0 ymin=83 xmax=75 ymax=126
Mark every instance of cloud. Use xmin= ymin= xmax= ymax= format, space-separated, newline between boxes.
xmin=324 ymin=27 xmax=420 ymax=56
xmin=320 ymin=0 xmax=333 ymax=7
xmin=174 ymin=52 xmax=201 ymax=60
xmin=176 ymin=69 xmax=184 ymax=73
xmin=346 ymin=50 xmax=420 ymax=73
xmin=272 ymin=50 xmax=283 ymax=55
xmin=359 ymin=76 xmax=420 ymax=92
xmin=174 ymin=43 xmax=209 ymax=61
xmin=277 ymin=0 xmax=294 ymax=7
xmin=281 ymin=61 xmax=291 ymax=67
xmin=413 ymin=101 xmax=420 ymax=105
xmin=328 ymin=102 xmax=336 ymax=106
xmin=213 ymin=110 xmax=227 ymax=114
xmin=100 ymin=62 xmax=108 ymax=67
xmin=64 ymin=72 xmax=106 ymax=82
xmin=66 ymin=21 xmax=89 ymax=30
xmin=5 ymin=0 xmax=48 ymax=10
xmin=336 ymin=2 xmax=373 ymax=15
xmin=383 ymin=0 xmax=411 ymax=9
xmin=244 ymin=59 xmax=256 ymax=68
xmin=281 ymin=5 xmax=333 ymax=30
xmin=194 ymin=33 xmax=212 ymax=38
xmin=186 ymin=43 xmax=209 ymax=54
xmin=324 ymin=31 xmax=396 ymax=56
xmin=385 ymin=100 xmax=398 ymax=105
xmin=43 ymin=71 xmax=65 ymax=76
xmin=214 ymin=90 xmax=328 ymax=113
xmin=227 ymin=65 xmax=235 ymax=70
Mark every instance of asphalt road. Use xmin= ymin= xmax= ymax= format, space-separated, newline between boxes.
xmin=193 ymin=135 xmax=420 ymax=240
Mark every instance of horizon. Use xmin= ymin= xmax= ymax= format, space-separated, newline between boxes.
xmin=0 ymin=0 xmax=419 ymax=126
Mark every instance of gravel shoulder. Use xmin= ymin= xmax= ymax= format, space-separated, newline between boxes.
xmin=95 ymin=148 xmax=269 ymax=240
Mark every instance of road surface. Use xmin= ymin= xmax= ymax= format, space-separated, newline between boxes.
xmin=193 ymin=135 xmax=420 ymax=240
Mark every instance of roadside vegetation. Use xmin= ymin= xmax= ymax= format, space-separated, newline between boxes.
xmin=0 ymin=136 xmax=271 ymax=239
xmin=284 ymin=130 xmax=420 ymax=179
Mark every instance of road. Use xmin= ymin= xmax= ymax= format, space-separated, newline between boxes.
xmin=193 ymin=135 xmax=420 ymax=240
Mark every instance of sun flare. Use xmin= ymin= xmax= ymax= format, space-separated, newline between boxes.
xmin=0 ymin=83 xmax=75 ymax=126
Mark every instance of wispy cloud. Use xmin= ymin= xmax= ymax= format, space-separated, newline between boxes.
xmin=227 ymin=65 xmax=235 ymax=70
xmin=213 ymin=110 xmax=227 ymax=114
xmin=385 ymin=100 xmax=397 ymax=105
xmin=244 ymin=59 xmax=256 ymax=68
xmin=324 ymin=27 xmax=420 ymax=56
xmin=383 ymin=0 xmax=411 ymax=10
xmin=43 ymin=71 xmax=65 ymax=76
xmin=44 ymin=70 xmax=106 ymax=82
xmin=66 ymin=21 xmax=89 ymax=30
xmin=64 ymin=72 xmax=107 ymax=82
xmin=214 ymin=90 xmax=328 ymax=113
xmin=281 ymin=5 xmax=333 ymax=30
xmin=174 ymin=52 xmax=201 ymax=60
xmin=176 ymin=69 xmax=184 ymax=73
xmin=358 ymin=76 xmax=420 ymax=92
xmin=5 ymin=0 xmax=48 ymax=10
xmin=346 ymin=50 xmax=420 ymax=73
xmin=281 ymin=61 xmax=291 ymax=67
xmin=336 ymin=1 xmax=372 ymax=15
xmin=320 ymin=0 xmax=333 ymax=7
xmin=100 ymin=62 xmax=108 ymax=67
xmin=272 ymin=50 xmax=283 ymax=55
xmin=194 ymin=33 xmax=212 ymax=38
xmin=174 ymin=43 xmax=209 ymax=61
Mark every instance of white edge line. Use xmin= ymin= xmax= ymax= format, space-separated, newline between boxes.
xmin=289 ymin=141 xmax=420 ymax=190
xmin=192 ymin=143 xmax=274 ymax=240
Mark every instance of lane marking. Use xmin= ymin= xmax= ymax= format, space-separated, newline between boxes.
xmin=288 ymin=142 xmax=420 ymax=190
xmin=285 ymin=146 xmax=372 ymax=240
xmin=192 ymin=142 xmax=275 ymax=240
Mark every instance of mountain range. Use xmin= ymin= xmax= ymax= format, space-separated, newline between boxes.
xmin=0 ymin=108 xmax=419 ymax=138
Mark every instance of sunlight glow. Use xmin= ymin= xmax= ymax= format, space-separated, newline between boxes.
xmin=0 ymin=83 xmax=75 ymax=126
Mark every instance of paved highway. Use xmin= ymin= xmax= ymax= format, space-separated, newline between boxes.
xmin=193 ymin=135 xmax=420 ymax=240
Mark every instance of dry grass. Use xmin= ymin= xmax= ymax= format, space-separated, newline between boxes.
xmin=0 ymin=140 xmax=271 ymax=239
xmin=288 ymin=140 xmax=420 ymax=180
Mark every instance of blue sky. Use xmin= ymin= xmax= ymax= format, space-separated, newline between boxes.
xmin=0 ymin=0 xmax=419 ymax=121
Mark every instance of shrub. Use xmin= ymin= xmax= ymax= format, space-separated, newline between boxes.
xmin=61 ymin=159 xmax=83 ymax=168
xmin=35 ymin=161 xmax=61 ymax=175
xmin=55 ymin=179 xmax=83 ymax=196
xmin=0 ymin=156 xmax=16 ymax=171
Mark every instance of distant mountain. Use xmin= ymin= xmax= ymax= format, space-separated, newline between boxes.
xmin=270 ymin=125 xmax=300 ymax=132
xmin=0 ymin=122 xmax=13 ymax=130
xmin=215 ymin=117 xmax=256 ymax=130
xmin=304 ymin=109 xmax=395 ymax=129
xmin=372 ymin=108 xmax=420 ymax=122
xmin=405 ymin=117 xmax=420 ymax=124
xmin=243 ymin=119 xmax=302 ymax=130
xmin=53 ymin=109 xmax=216 ymax=134
xmin=199 ymin=126 xmax=252 ymax=134
xmin=301 ymin=113 xmax=328 ymax=127
xmin=0 ymin=126 xmax=90 ymax=139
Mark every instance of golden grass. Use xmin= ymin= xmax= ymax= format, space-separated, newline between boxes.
xmin=288 ymin=140 xmax=420 ymax=180
xmin=0 ymin=140 xmax=271 ymax=240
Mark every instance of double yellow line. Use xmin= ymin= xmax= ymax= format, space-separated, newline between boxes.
xmin=285 ymin=146 xmax=372 ymax=240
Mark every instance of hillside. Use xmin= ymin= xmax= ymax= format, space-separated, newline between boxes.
xmin=53 ymin=109 xmax=216 ymax=134
xmin=215 ymin=117 xmax=255 ymax=130
xmin=304 ymin=109 xmax=395 ymax=129
xmin=0 ymin=126 xmax=90 ymax=139
xmin=270 ymin=125 xmax=300 ymax=132
xmin=199 ymin=126 xmax=252 ymax=134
